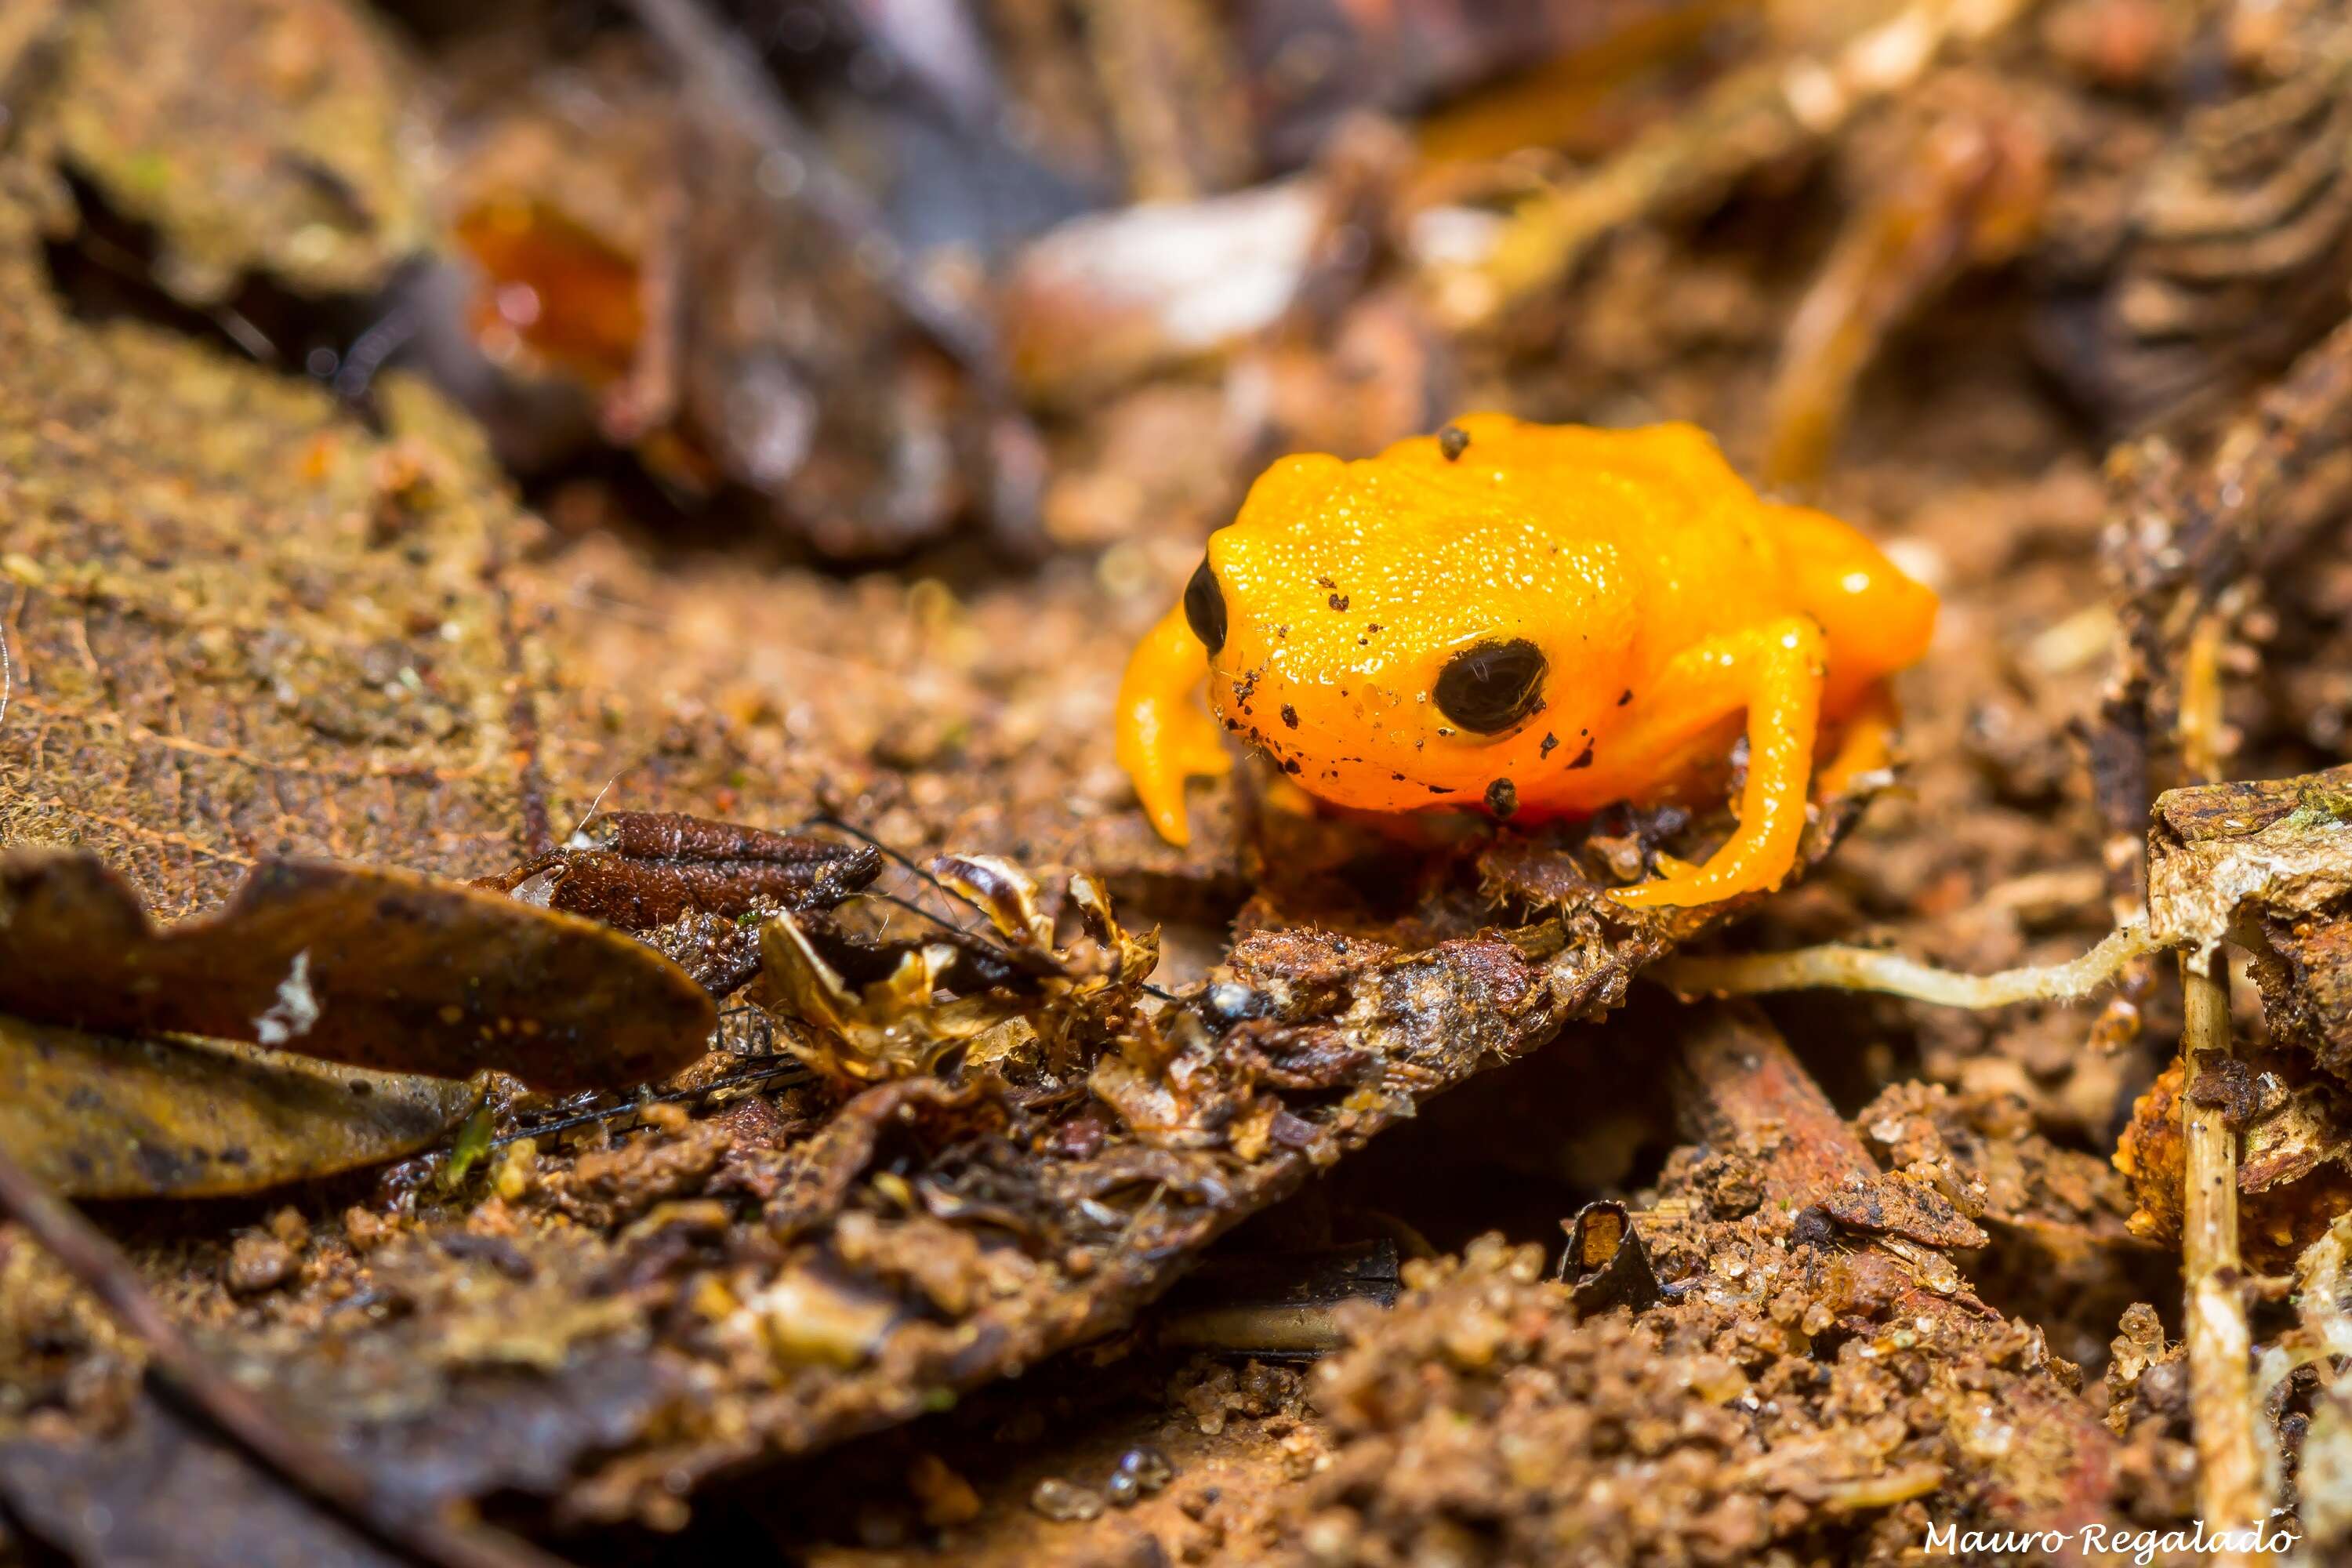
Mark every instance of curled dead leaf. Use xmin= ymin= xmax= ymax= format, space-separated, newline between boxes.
xmin=0 ymin=1014 xmax=481 ymax=1198
xmin=753 ymin=858 xmax=1160 ymax=1087
xmin=0 ymin=850 xmax=715 ymax=1091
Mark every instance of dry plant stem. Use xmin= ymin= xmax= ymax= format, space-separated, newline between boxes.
xmin=2182 ymin=946 xmax=2267 ymax=1555
xmin=1422 ymin=0 xmax=2034 ymax=329
xmin=1649 ymin=918 xmax=2160 ymax=1007
xmin=0 ymin=1141 xmax=572 ymax=1568
xmin=2173 ymin=612 xmax=2267 ymax=1555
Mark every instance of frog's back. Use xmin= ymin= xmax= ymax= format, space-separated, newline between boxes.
xmin=1372 ymin=416 xmax=1798 ymax=652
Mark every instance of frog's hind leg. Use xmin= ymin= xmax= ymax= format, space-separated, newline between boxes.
xmin=1815 ymin=682 xmax=1900 ymax=800
xmin=1117 ymin=604 xmax=1232 ymax=847
xmin=1610 ymin=615 xmax=1825 ymax=909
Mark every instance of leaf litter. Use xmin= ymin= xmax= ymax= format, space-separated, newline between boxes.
xmin=18 ymin=1 xmax=2352 ymax=1563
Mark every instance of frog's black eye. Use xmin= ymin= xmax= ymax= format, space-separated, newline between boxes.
xmin=1434 ymin=639 xmax=1547 ymax=734
xmin=1183 ymin=557 xmax=1227 ymax=654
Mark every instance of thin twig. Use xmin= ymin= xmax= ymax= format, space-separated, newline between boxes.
xmin=1649 ymin=919 xmax=2161 ymax=1008
xmin=1417 ymin=0 xmax=2034 ymax=329
xmin=2175 ymin=616 xmax=2267 ymax=1557
xmin=0 ymin=1142 xmax=572 ymax=1568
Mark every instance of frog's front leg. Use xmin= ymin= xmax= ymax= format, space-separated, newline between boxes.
xmin=1117 ymin=603 xmax=1233 ymax=847
xmin=1608 ymin=615 xmax=1826 ymax=908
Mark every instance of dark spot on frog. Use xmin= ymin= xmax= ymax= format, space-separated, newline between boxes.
xmin=1317 ymin=575 xmax=1336 ymax=590
xmin=1283 ymin=758 xmax=1303 ymax=775
xmin=1568 ymin=740 xmax=1595 ymax=769
xmin=1280 ymin=704 xmax=1300 ymax=728
xmin=1485 ymin=778 xmax=1517 ymax=818
xmin=1438 ymin=423 xmax=1470 ymax=461
xmin=1539 ymin=732 xmax=1558 ymax=759
xmin=1617 ymin=688 xmax=1634 ymax=706
xmin=1329 ymin=593 xmax=1349 ymax=612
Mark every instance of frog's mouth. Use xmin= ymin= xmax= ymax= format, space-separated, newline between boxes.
xmin=1206 ymin=662 xmax=1501 ymax=815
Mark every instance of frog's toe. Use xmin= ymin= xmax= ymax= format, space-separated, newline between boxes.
xmin=1127 ymin=705 xmax=1232 ymax=848
xmin=1134 ymin=768 xmax=1195 ymax=848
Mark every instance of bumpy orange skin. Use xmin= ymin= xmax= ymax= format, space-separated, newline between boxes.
xmin=1116 ymin=414 xmax=1937 ymax=905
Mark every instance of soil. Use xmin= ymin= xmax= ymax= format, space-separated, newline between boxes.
xmin=5 ymin=1 xmax=2350 ymax=1563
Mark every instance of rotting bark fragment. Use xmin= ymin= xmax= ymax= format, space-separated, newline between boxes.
xmin=2148 ymin=761 xmax=2352 ymax=1084
xmin=0 ymin=848 xmax=714 ymax=1091
xmin=0 ymin=1014 xmax=480 ymax=1198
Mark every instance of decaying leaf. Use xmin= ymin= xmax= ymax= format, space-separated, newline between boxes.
xmin=0 ymin=209 xmax=536 ymax=921
xmin=0 ymin=1014 xmax=480 ymax=1198
xmin=753 ymin=855 xmax=1160 ymax=1086
xmin=0 ymin=849 xmax=715 ymax=1091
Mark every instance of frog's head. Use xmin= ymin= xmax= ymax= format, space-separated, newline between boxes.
xmin=1185 ymin=448 xmax=1639 ymax=817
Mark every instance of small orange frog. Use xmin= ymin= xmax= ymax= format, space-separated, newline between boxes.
xmin=1116 ymin=414 xmax=1936 ymax=906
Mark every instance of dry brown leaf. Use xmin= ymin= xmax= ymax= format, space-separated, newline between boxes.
xmin=0 ymin=849 xmax=714 ymax=1091
xmin=0 ymin=1014 xmax=479 ymax=1197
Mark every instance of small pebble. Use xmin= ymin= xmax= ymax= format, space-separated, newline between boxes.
xmin=1030 ymin=1477 xmax=1105 ymax=1523
xmin=1117 ymin=1446 xmax=1176 ymax=1495
xmin=224 ymin=1233 xmax=293 ymax=1295
xmin=1106 ymin=1469 xmax=1142 ymax=1508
